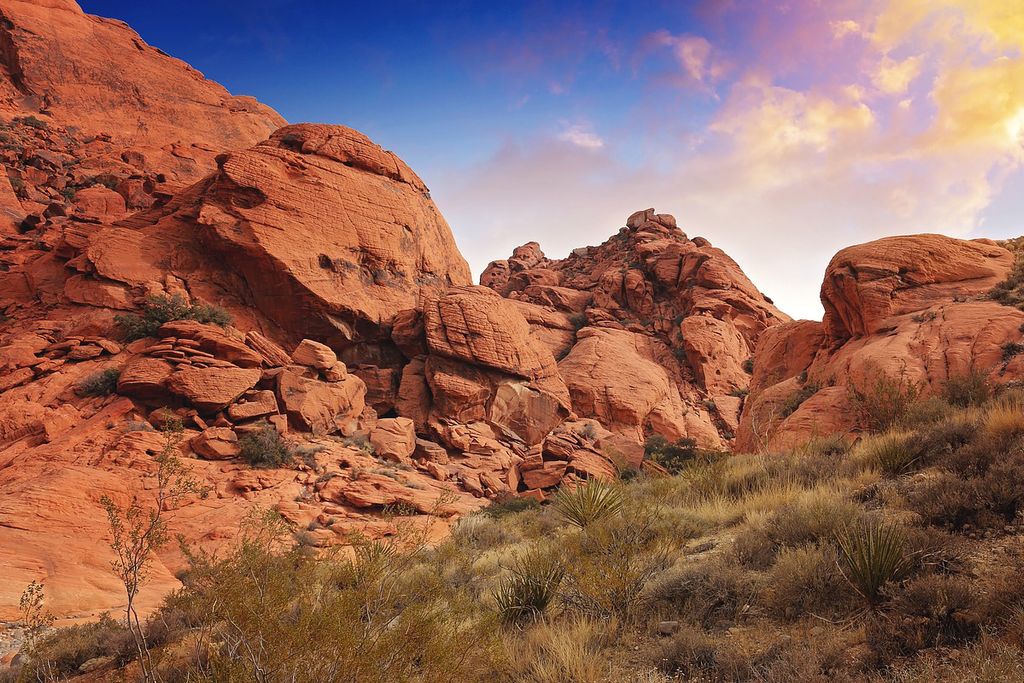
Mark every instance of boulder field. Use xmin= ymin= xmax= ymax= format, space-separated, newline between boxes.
xmin=1 ymin=0 xmax=1023 ymax=622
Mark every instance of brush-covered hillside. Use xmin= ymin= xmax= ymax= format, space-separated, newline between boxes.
xmin=7 ymin=370 xmax=1024 ymax=682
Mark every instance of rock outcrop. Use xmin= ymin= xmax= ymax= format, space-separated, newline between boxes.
xmin=0 ymin=0 xmax=285 ymax=183
xmin=737 ymin=235 xmax=1024 ymax=451
xmin=478 ymin=208 xmax=789 ymax=447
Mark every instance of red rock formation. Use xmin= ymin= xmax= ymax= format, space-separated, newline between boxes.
xmin=737 ymin=235 xmax=1024 ymax=451
xmin=478 ymin=207 xmax=789 ymax=447
xmin=0 ymin=0 xmax=285 ymax=183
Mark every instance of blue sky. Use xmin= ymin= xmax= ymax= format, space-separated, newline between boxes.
xmin=80 ymin=1 xmax=1024 ymax=320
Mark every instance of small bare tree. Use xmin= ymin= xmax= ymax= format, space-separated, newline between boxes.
xmin=19 ymin=580 xmax=54 ymax=652
xmin=100 ymin=422 xmax=205 ymax=682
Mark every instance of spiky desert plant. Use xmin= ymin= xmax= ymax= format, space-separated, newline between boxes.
xmin=836 ymin=521 xmax=908 ymax=605
xmin=493 ymin=550 xmax=565 ymax=626
xmin=553 ymin=480 xmax=624 ymax=529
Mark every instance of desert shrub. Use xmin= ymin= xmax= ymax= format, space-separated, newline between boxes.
xmin=114 ymin=294 xmax=232 ymax=341
xmin=780 ymin=381 xmax=821 ymax=417
xmin=905 ymin=472 xmax=980 ymax=530
xmin=341 ymin=432 xmax=375 ymax=454
xmin=868 ymin=574 xmax=980 ymax=658
xmin=942 ymin=369 xmax=993 ymax=408
xmin=1003 ymin=341 xmax=1024 ymax=361
xmin=878 ymin=638 xmax=1024 ymax=682
xmin=485 ymin=495 xmax=541 ymax=518
xmin=568 ymin=312 xmax=588 ymax=330
xmin=643 ymin=435 xmax=722 ymax=474
xmin=742 ymin=358 xmax=754 ymax=373
xmin=914 ymin=410 xmax=979 ymax=461
xmin=450 ymin=514 xmax=512 ymax=550
xmin=647 ymin=556 xmax=761 ymax=628
xmin=897 ymin=395 xmax=955 ymax=429
xmin=770 ymin=492 xmax=866 ymax=547
xmin=982 ymin=394 xmax=1024 ymax=443
xmin=654 ymin=623 xmax=728 ymax=679
xmin=552 ymin=480 xmax=623 ymax=529
xmin=493 ymin=550 xmax=565 ymax=625
xmin=18 ymin=614 xmax=133 ymax=678
xmin=903 ymin=525 xmax=967 ymax=576
xmin=854 ymin=431 xmax=921 ymax=476
xmin=75 ymin=367 xmax=121 ymax=397
xmin=836 ymin=521 xmax=909 ymax=605
xmin=798 ymin=433 xmax=851 ymax=459
xmin=847 ymin=369 xmax=921 ymax=433
xmin=764 ymin=543 xmax=852 ymax=620
xmin=561 ymin=512 xmax=672 ymax=620
xmin=734 ymin=491 xmax=864 ymax=568
xmin=169 ymin=519 xmax=497 ymax=682
xmin=239 ymin=423 xmax=290 ymax=468
xmin=18 ymin=115 xmax=49 ymax=129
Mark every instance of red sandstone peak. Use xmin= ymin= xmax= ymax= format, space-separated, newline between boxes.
xmin=0 ymin=0 xmax=286 ymax=182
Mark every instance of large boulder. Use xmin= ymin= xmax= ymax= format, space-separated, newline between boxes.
xmin=558 ymin=327 xmax=720 ymax=445
xmin=276 ymin=369 xmax=366 ymax=435
xmin=166 ymin=366 xmax=261 ymax=413
xmin=189 ymin=124 xmax=472 ymax=349
xmin=821 ymin=235 xmax=1012 ymax=341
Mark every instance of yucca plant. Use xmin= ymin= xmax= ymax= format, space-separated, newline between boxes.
xmin=836 ymin=521 xmax=908 ymax=605
xmin=493 ymin=551 xmax=565 ymax=626
xmin=552 ymin=480 xmax=624 ymax=529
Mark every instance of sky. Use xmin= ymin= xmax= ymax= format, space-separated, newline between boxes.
xmin=80 ymin=0 xmax=1024 ymax=320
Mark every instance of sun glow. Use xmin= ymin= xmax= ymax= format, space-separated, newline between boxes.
xmin=1008 ymin=107 xmax=1024 ymax=148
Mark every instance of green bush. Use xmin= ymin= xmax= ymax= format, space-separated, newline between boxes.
xmin=552 ymin=480 xmax=623 ymax=529
xmin=18 ymin=115 xmax=49 ymax=130
xmin=780 ymin=381 xmax=821 ymax=417
xmin=75 ymin=367 xmax=121 ymax=397
xmin=239 ymin=423 xmax=290 ymax=468
xmin=560 ymin=513 xmax=671 ymax=619
xmin=484 ymin=495 xmax=540 ymax=518
xmin=114 ymin=294 xmax=232 ymax=341
xmin=1003 ymin=341 xmax=1024 ymax=361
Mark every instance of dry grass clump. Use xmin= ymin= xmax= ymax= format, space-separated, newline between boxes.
xmin=764 ymin=544 xmax=852 ymax=620
xmin=499 ymin=618 xmax=611 ymax=683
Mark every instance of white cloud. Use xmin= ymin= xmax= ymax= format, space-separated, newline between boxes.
xmin=557 ymin=123 xmax=605 ymax=149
